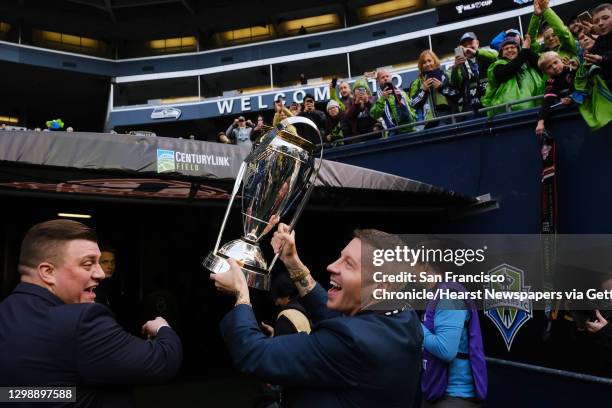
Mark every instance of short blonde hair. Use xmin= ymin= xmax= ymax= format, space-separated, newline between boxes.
xmin=538 ymin=51 xmax=561 ymax=71
xmin=417 ymin=50 xmax=441 ymax=73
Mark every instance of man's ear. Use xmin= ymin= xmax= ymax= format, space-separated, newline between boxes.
xmin=37 ymin=262 xmax=56 ymax=286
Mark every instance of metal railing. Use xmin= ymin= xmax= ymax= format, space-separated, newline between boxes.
xmin=486 ymin=357 xmax=612 ymax=385
xmin=321 ymin=94 xmax=548 ymax=148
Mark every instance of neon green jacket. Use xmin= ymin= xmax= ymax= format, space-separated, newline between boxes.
xmin=482 ymin=58 xmax=544 ymax=116
xmin=408 ymin=74 xmax=456 ymax=121
xmin=370 ymin=89 xmax=415 ymax=128
xmin=449 ymin=48 xmax=498 ymax=88
xmin=574 ymin=64 xmax=612 ymax=131
xmin=527 ymin=8 xmax=578 ymax=60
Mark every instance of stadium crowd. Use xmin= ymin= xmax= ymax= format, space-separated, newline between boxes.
xmin=221 ymin=1 xmax=611 ymax=148
xmin=0 ymin=2 xmax=609 ymax=145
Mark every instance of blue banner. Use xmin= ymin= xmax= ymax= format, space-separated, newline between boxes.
xmin=109 ymin=69 xmax=421 ymax=127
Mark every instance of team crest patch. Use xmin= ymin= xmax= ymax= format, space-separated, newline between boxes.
xmin=157 ymin=149 xmax=175 ymax=173
xmin=484 ymin=264 xmax=533 ymax=351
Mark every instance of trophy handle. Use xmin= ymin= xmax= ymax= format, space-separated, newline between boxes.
xmin=268 ymin=150 xmax=324 ymax=272
xmin=213 ymin=161 xmax=247 ymax=253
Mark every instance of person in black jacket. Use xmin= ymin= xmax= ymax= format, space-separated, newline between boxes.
xmin=584 ymin=275 xmax=612 ymax=377
xmin=585 ymin=3 xmax=611 ymax=82
xmin=299 ymin=93 xmax=326 ymax=144
xmin=0 ymin=220 xmax=182 ymax=408
xmin=261 ymin=272 xmax=312 ymax=337
xmin=535 ymin=51 xmax=577 ymax=135
xmin=324 ymin=99 xmax=351 ymax=146
xmin=482 ymin=35 xmax=544 ymax=115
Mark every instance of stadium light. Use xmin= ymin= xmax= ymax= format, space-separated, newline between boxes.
xmin=57 ymin=213 xmax=92 ymax=219
xmin=0 ymin=22 xmax=10 ymax=35
xmin=216 ymin=25 xmax=275 ymax=46
xmin=279 ymin=13 xmax=340 ymax=36
xmin=0 ymin=116 xmax=19 ymax=124
xmin=149 ymin=36 xmax=197 ymax=52
xmin=38 ymin=30 xmax=101 ymax=52
xmin=358 ymin=0 xmax=422 ymax=22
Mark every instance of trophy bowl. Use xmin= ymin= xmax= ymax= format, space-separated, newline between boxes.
xmin=203 ymin=116 xmax=322 ymax=290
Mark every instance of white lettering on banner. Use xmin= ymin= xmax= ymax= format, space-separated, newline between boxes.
xmin=293 ymin=90 xmax=305 ymax=103
xmin=314 ymin=86 xmax=329 ymax=101
xmin=392 ymin=74 xmax=402 ymax=88
xmin=257 ymin=95 xmax=268 ymax=110
xmin=241 ymin=97 xmax=251 ymax=112
xmin=174 ymin=152 xmax=230 ymax=166
xmin=217 ymin=99 xmax=234 ymax=114
xmin=111 ymin=67 xmax=427 ymax=125
xmin=456 ymin=0 xmax=494 ymax=14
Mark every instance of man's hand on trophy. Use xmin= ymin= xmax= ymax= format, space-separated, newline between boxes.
xmin=262 ymin=214 xmax=281 ymax=236
xmin=209 ymin=259 xmax=251 ymax=307
xmin=271 ymin=223 xmax=302 ymax=268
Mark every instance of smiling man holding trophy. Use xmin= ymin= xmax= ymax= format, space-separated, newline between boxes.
xmin=208 ymin=117 xmax=423 ymax=407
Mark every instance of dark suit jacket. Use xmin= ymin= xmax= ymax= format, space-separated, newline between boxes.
xmin=0 ymin=283 xmax=182 ymax=408
xmin=220 ymin=283 xmax=423 ymax=408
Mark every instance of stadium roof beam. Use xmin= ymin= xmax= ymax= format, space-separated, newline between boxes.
xmin=62 ymin=0 xmax=115 ymax=22
xmin=66 ymin=0 xmax=116 ymax=22
xmin=179 ymin=0 xmax=195 ymax=15
xmin=110 ymin=0 xmax=182 ymax=9
xmin=104 ymin=0 xmax=117 ymax=23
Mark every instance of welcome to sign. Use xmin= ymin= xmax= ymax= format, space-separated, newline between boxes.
xmin=213 ymin=71 xmax=417 ymax=116
xmin=109 ymin=69 xmax=421 ymax=127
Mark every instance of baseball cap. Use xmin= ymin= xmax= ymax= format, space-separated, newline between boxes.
xmin=238 ymin=115 xmax=245 ymax=121
xmin=460 ymin=32 xmax=477 ymax=43
xmin=505 ymin=29 xmax=521 ymax=37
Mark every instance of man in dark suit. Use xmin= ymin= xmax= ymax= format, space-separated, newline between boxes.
xmin=211 ymin=224 xmax=423 ymax=408
xmin=0 ymin=219 xmax=182 ymax=407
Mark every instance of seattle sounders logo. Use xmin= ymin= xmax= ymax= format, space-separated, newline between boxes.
xmin=157 ymin=149 xmax=175 ymax=173
xmin=484 ymin=264 xmax=533 ymax=351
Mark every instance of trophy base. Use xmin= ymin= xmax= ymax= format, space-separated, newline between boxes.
xmin=203 ymin=248 xmax=271 ymax=291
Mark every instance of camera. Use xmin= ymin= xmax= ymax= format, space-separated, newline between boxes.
xmin=425 ymin=69 xmax=444 ymax=82
xmin=383 ymin=82 xmax=394 ymax=92
xmin=331 ymin=77 xmax=338 ymax=88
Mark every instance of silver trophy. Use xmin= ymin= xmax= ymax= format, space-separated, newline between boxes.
xmin=203 ymin=116 xmax=322 ymax=290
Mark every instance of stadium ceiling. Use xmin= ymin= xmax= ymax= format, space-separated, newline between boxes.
xmin=1 ymin=0 xmax=398 ymax=41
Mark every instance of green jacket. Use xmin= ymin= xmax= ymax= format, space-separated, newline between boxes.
xmin=482 ymin=58 xmax=544 ymax=116
xmin=449 ymin=48 xmax=498 ymax=88
xmin=527 ymin=8 xmax=578 ymax=60
xmin=408 ymin=74 xmax=456 ymax=121
xmin=574 ymin=64 xmax=612 ymax=131
xmin=370 ymin=89 xmax=415 ymax=129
